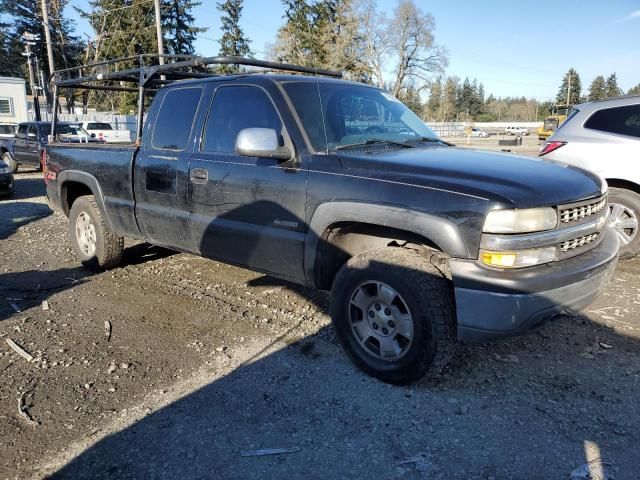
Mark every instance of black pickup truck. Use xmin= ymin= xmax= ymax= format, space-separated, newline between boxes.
xmin=45 ymin=72 xmax=619 ymax=384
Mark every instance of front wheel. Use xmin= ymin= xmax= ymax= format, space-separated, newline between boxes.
xmin=69 ymin=195 xmax=124 ymax=270
xmin=608 ymin=187 xmax=640 ymax=259
xmin=2 ymin=153 xmax=18 ymax=173
xmin=330 ymin=248 xmax=456 ymax=385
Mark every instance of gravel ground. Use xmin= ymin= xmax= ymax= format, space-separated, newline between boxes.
xmin=0 ymin=172 xmax=639 ymax=480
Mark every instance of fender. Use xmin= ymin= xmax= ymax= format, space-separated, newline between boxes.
xmin=57 ymin=170 xmax=115 ymax=231
xmin=304 ymin=201 xmax=472 ymax=287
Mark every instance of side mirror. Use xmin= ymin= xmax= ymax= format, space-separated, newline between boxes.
xmin=27 ymin=132 xmax=37 ymax=139
xmin=90 ymin=133 xmax=96 ymax=138
xmin=235 ymin=128 xmax=292 ymax=161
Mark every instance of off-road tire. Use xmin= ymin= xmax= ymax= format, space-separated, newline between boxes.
xmin=608 ymin=187 xmax=640 ymax=260
xmin=2 ymin=152 xmax=18 ymax=173
xmin=331 ymin=247 xmax=456 ymax=385
xmin=69 ymin=195 xmax=124 ymax=271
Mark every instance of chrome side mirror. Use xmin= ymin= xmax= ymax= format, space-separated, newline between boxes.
xmin=235 ymin=128 xmax=292 ymax=161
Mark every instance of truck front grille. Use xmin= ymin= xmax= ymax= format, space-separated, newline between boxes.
xmin=560 ymin=233 xmax=600 ymax=252
xmin=560 ymin=197 xmax=606 ymax=224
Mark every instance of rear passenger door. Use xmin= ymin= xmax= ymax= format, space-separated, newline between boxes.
xmin=187 ymin=83 xmax=308 ymax=282
xmin=134 ymin=86 xmax=204 ymax=251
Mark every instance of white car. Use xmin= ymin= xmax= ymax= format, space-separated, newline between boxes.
xmin=80 ymin=122 xmax=132 ymax=144
xmin=539 ymin=96 xmax=640 ymax=258
xmin=505 ymin=126 xmax=530 ymax=136
xmin=470 ymin=127 xmax=489 ymax=138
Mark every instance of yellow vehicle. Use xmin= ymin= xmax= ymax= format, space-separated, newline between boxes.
xmin=537 ymin=105 xmax=572 ymax=141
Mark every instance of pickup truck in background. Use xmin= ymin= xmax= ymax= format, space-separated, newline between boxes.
xmin=45 ymin=71 xmax=619 ymax=385
xmin=80 ymin=122 xmax=132 ymax=144
xmin=0 ymin=122 xmax=101 ymax=172
xmin=0 ymin=122 xmax=17 ymax=140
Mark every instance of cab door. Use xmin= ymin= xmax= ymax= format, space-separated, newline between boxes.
xmin=134 ymin=86 xmax=204 ymax=251
xmin=187 ymin=83 xmax=308 ymax=282
xmin=13 ymin=124 xmax=29 ymax=162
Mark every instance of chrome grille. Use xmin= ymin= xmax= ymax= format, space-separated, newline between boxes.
xmin=560 ymin=233 xmax=599 ymax=252
xmin=560 ymin=197 xmax=606 ymax=224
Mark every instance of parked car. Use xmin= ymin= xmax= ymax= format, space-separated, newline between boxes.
xmin=470 ymin=127 xmax=489 ymax=138
xmin=505 ymin=126 xmax=530 ymax=136
xmin=539 ymin=95 xmax=640 ymax=259
xmin=0 ymin=122 xmax=101 ymax=173
xmin=80 ymin=122 xmax=132 ymax=144
xmin=0 ymin=122 xmax=17 ymax=140
xmin=46 ymin=64 xmax=618 ymax=385
xmin=0 ymin=156 xmax=14 ymax=197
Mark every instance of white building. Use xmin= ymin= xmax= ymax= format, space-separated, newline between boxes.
xmin=0 ymin=77 xmax=28 ymax=124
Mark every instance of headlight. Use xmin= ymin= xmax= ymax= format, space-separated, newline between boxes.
xmin=483 ymin=207 xmax=557 ymax=234
xmin=0 ymin=166 xmax=11 ymax=174
xmin=480 ymin=246 xmax=557 ymax=268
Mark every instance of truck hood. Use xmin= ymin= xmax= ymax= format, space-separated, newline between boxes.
xmin=338 ymin=146 xmax=605 ymax=208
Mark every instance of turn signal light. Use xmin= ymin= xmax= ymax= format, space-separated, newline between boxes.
xmin=539 ymin=141 xmax=566 ymax=156
xmin=481 ymin=251 xmax=517 ymax=267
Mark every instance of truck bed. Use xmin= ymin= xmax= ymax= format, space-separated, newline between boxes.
xmin=46 ymin=142 xmax=141 ymax=238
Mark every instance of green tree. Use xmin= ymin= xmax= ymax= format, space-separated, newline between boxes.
xmin=397 ymin=84 xmax=422 ymax=116
xmin=605 ymin=73 xmax=623 ymax=98
xmin=556 ymin=68 xmax=582 ymax=106
xmin=587 ymin=75 xmax=606 ymax=101
xmin=442 ymin=76 xmax=459 ymax=121
xmin=217 ymin=0 xmax=252 ymax=72
xmin=163 ymin=0 xmax=204 ymax=56
xmin=628 ymin=83 xmax=640 ymax=95
xmin=425 ymin=76 xmax=442 ymax=120
xmin=0 ymin=0 xmax=81 ymax=79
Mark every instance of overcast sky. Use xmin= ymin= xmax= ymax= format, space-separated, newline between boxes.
xmin=66 ymin=0 xmax=640 ymax=100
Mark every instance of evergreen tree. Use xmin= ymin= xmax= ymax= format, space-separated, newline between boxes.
xmin=605 ymin=73 xmax=622 ymax=98
xmin=556 ymin=68 xmax=582 ymax=106
xmin=397 ymin=85 xmax=422 ymax=116
xmin=442 ymin=76 xmax=459 ymax=121
xmin=628 ymin=83 xmax=640 ymax=95
xmin=163 ymin=0 xmax=205 ymax=56
xmin=0 ymin=0 xmax=81 ymax=79
xmin=587 ymin=75 xmax=606 ymax=101
xmin=426 ymin=76 xmax=442 ymax=120
xmin=217 ymin=0 xmax=252 ymax=73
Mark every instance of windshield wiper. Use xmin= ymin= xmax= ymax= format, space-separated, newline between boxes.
xmin=334 ymin=138 xmax=415 ymax=151
xmin=404 ymin=136 xmax=453 ymax=147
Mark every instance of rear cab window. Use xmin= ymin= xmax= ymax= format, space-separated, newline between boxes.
xmin=88 ymin=123 xmax=113 ymax=130
xmin=584 ymin=104 xmax=640 ymax=138
xmin=151 ymin=87 xmax=203 ymax=151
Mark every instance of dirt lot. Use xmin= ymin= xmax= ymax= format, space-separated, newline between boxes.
xmin=1 ymin=172 xmax=639 ymax=480
xmin=443 ymin=134 xmax=542 ymax=156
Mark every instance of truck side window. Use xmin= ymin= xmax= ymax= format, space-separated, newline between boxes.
xmin=151 ymin=87 xmax=203 ymax=151
xmin=585 ymin=104 xmax=640 ymax=139
xmin=201 ymin=86 xmax=282 ymax=153
xmin=16 ymin=125 xmax=28 ymax=138
xmin=27 ymin=125 xmax=37 ymax=138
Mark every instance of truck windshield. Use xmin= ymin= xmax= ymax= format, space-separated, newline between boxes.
xmin=283 ymin=82 xmax=441 ymax=152
xmin=0 ymin=124 xmax=16 ymax=135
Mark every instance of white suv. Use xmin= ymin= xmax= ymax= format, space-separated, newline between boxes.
xmin=539 ymin=96 xmax=640 ymax=258
xmin=505 ymin=126 xmax=529 ymax=136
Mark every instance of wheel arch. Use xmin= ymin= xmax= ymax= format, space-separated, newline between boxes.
xmin=305 ymin=202 xmax=470 ymax=290
xmin=58 ymin=171 xmax=114 ymax=230
xmin=606 ymin=178 xmax=640 ymax=196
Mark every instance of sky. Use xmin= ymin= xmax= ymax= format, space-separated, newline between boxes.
xmin=65 ymin=0 xmax=640 ymax=101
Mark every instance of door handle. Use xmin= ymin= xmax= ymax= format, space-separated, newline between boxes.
xmin=189 ymin=168 xmax=208 ymax=184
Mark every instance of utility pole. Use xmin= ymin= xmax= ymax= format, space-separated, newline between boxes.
xmin=40 ymin=0 xmax=55 ymax=76
xmin=22 ymin=34 xmax=42 ymax=121
xmin=153 ymin=0 xmax=165 ymax=66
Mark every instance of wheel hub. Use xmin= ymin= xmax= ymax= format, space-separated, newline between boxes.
xmin=75 ymin=211 xmax=97 ymax=257
xmin=609 ymin=203 xmax=638 ymax=246
xmin=349 ymin=281 xmax=414 ymax=361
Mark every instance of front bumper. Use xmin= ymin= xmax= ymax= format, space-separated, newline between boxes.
xmin=451 ymin=227 xmax=619 ymax=342
xmin=0 ymin=173 xmax=14 ymax=195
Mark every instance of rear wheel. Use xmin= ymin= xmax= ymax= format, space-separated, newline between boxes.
xmin=69 ymin=195 xmax=124 ymax=270
xmin=608 ymin=187 xmax=640 ymax=259
xmin=2 ymin=153 xmax=18 ymax=173
xmin=331 ymin=248 xmax=456 ymax=385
